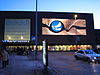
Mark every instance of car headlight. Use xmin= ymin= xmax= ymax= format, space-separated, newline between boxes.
xmin=93 ymin=57 xmax=97 ymax=59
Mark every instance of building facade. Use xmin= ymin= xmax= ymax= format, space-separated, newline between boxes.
xmin=0 ymin=11 xmax=96 ymax=51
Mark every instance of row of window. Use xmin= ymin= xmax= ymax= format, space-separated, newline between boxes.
xmin=6 ymin=45 xmax=92 ymax=51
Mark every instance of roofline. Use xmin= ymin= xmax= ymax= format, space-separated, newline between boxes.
xmin=0 ymin=11 xmax=93 ymax=15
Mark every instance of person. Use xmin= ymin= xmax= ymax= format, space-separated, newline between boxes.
xmin=1 ymin=48 xmax=9 ymax=68
xmin=28 ymin=47 xmax=32 ymax=55
xmin=0 ymin=50 xmax=3 ymax=64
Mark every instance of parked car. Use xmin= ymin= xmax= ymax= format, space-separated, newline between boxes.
xmin=74 ymin=50 xmax=100 ymax=63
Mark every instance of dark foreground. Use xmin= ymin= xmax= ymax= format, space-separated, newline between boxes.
xmin=0 ymin=52 xmax=100 ymax=75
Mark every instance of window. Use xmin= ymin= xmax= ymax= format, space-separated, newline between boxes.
xmin=78 ymin=51 xmax=84 ymax=54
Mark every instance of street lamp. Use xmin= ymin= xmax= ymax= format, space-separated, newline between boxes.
xmin=35 ymin=0 xmax=38 ymax=59
xmin=74 ymin=14 xmax=78 ymax=20
xmin=74 ymin=14 xmax=78 ymax=50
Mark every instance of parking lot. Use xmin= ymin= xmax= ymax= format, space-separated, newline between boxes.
xmin=48 ymin=52 xmax=100 ymax=75
xmin=0 ymin=51 xmax=100 ymax=75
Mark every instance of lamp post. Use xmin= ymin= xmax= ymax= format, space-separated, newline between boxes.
xmin=35 ymin=0 xmax=38 ymax=59
xmin=74 ymin=14 xmax=78 ymax=50
xmin=74 ymin=14 xmax=77 ymax=20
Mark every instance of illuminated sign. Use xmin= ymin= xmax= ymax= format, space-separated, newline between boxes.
xmin=2 ymin=40 xmax=29 ymax=43
xmin=31 ymin=36 xmax=36 ymax=41
xmin=4 ymin=19 xmax=30 ymax=41
xmin=43 ymin=40 xmax=46 ymax=65
xmin=42 ymin=40 xmax=48 ymax=69
xmin=50 ymin=20 xmax=64 ymax=33
xmin=42 ymin=18 xmax=86 ymax=35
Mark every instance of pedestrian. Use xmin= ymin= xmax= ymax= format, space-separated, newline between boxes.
xmin=1 ymin=48 xmax=9 ymax=68
xmin=0 ymin=50 xmax=3 ymax=64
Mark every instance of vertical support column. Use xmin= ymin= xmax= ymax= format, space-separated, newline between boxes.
xmin=74 ymin=14 xmax=78 ymax=50
xmin=35 ymin=0 xmax=38 ymax=59
xmin=42 ymin=40 xmax=48 ymax=72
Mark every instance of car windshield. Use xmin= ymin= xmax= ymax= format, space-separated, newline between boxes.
xmin=85 ymin=50 xmax=96 ymax=54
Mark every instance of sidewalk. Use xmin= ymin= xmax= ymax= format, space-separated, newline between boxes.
xmin=0 ymin=53 xmax=58 ymax=75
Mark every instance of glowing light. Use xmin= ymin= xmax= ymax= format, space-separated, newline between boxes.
xmin=8 ymin=36 xmax=11 ymax=39
xmin=50 ymin=20 xmax=63 ymax=32
xmin=21 ymin=36 xmax=23 ymax=39
xmin=74 ymin=14 xmax=78 ymax=20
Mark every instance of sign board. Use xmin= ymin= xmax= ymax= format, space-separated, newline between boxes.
xmin=31 ymin=36 xmax=36 ymax=41
xmin=42 ymin=40 xmax=48 ymax=71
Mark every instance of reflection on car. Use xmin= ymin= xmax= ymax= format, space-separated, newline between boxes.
xmin=93 ymin=48 xmax=100 ymax=54
xmin=74 ymin=50 xmax=100 ymax=63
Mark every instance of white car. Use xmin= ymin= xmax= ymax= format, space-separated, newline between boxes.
xmin=74 ymin=50 xmax=100 ymax=63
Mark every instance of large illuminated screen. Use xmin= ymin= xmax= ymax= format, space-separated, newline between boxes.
xmin=42 ymin=18 xmax=86 ymax=35
xmin=4 ymin=19 xmax=30 ymax=41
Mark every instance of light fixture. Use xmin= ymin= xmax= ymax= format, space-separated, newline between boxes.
xmin=21 ymin=36 xmax=23 ymax=39
xmin=8 ymin=36 xmax=11 ymax=40
xmin=74 ymin=14 xmax=78 ymax=20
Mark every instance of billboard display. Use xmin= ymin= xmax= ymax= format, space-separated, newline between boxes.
xmin=42 ymin=18 xmax=86 ymax=35
xmin=4 ymin=19 xmax=30 ymax=41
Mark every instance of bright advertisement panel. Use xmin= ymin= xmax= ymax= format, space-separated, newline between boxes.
xmin=4 ymin=19 xmax=30 ymax=41
xmin=42 ymin=18 xmax=86 ymax=35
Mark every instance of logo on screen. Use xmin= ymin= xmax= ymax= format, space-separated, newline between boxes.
xmin=50 ymin=20 xmax=64 ymax=33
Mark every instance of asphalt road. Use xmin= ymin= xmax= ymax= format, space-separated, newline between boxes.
xmin=0 ymin=52 xmax=100 ymax=75
xmin=48 ymin=52 xmax=100 ymax=75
